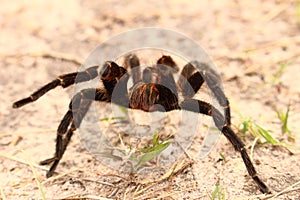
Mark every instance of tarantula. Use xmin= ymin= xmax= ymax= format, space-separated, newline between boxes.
xmin=13 ymin=54 xmax=270 ymax=194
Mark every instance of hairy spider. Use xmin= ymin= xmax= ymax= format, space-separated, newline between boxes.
xmin=13 ymin=54 xmax=270 ymax=194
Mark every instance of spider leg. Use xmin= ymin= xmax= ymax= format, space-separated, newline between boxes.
xmin=187 ymin=61 xmax=231 ymax=125
xmin=156 ymin=55 xmax=178 ymax=96
xmin=12 ymin=66 xmax=99 ymax=108
xmin=40 ymin=123 xmax=76 ymax=177
xmin=179 ymin=99 xmax=270 ymax=194
xmin=100 ymin=61 xmax=128 ymax=95
xmin=40 ymin=88 xmax=110 ymax=177
xmin=178 ymin=62 xmax=205 ymax=99
xmin=123 ymin=54 xmax=141 ymax=84
xmin=157 ymin=55 xmax=179 ymax=72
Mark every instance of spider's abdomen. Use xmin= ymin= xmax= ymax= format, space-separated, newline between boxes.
xmin=129 ymin=82 xmax=179 ymax=112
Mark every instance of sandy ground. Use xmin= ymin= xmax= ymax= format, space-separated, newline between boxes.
xmin=1 ymin=0 xmax=300 ymax=199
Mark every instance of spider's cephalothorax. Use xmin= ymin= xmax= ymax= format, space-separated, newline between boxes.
xmin=13 ymin=54 xmax=270 ymax=194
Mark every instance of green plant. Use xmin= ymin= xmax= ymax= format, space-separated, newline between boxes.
xmin=134 ymin=131 xmax=171 ymax=168
xmin=274 ymin=105 xmax=295 ymax=142
xmin=238 ymin=115 xmax=286 ymax=146
xmin=271 ymin=63 xmax=289 ymax=84
xmin=232 ymin=100 xmax=288 ymax=147
xmin=219 ymin=152 xmax=226 ymax=163
xmin=208 ymin=182 xmax=226 ymax=200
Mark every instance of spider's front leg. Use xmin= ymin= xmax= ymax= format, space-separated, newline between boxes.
xmin=184 ymin=61 xmax=231 ymax=125
xmin=178 ymin=62 xmax=204 ymax=99
xmin=40 ymin=88 xmax=110 ymax=177
xmin=39 ymin=62 xmax=129 ymax=177
xmin=123 ymin=54 xmax=141 ymax=84
xmin=12 ymin=66 xmax=99 ymax=108
xmin=180 ymin=99 xmax=270 ymax=194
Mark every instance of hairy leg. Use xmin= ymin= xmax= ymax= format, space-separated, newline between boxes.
xmin=40 ymin=88 xmax=110 ymax=177
xmin=187 ymin=61 xmax=231 ymax=125
xmin=123 ymin=54 xmax=141 ymax=84
xmin=12 ymin=66 xmax=99 ymax=108
xmin=179 ymin=99 xmax=270 ymax=194
xmin=178 ymin=62 xmax=205 ymax=99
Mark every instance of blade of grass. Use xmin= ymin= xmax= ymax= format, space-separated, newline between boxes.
xmin=250 ymin=137 xmax=259 ymax=161
xmin=152 ymin=131 xmax=159 ymax=146
xmin=134 ymin=141 xmax=170 ymax=168
xmin=0 ymin=152 xmax=48 ymax=171
xmin=236 ymin=116 xmax=292 ymax=149
xmin=271 ymin=63 xmax=288 ymax=84
xmin=42 ymin=167 xmax=83 ymax=185
xmin=274 ymin=105 xmax=295 ymax=142
xmin=208 ymin=182 xmax=225 ymax=200
xmin=253 ymin=124 xmax=278 ymax=145
xmin=0 ymin=129 xmax=56 ymax=137
xmin=219 ymin=152 xmax=226 ymax=163
xmin=296 ymin=0 xmax=300 ymax=25
xmin=240 ymin=118 xmax=252 ymax=138
xmin=210 ymin=184 xmax=220 ymax=200
xmin=231 ymin=100 xmax=287 ymax=146
xmin=0 ymin=186 xmax=6 ymax=200
xmin=229 ymin=98 xmax=297 ymax=153
xmin=21 ymin=150 xmax=46 ymax=200
xmin=54 ymin=194 xmax=113 ymax=200
xmin=100 ymin=116 xmax=126 ymax=121
xmin=251 ymin=124 xmax=296 ymax=152
xmin=148 ymin=185 xmax=200 ymax=200
xmin=118 ymin=105 xmax=128 ymax=115
xmin=276 ymin=106 xmax=290 ymax=134
xmin=281 ymin=106 xmax=290 ymax=135
xmin=270 ymin=179 xmax=300 ymax=199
